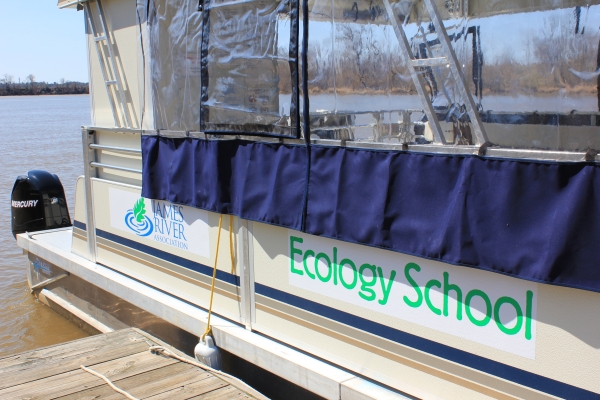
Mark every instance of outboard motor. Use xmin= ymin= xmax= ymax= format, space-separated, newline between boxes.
xmin=11 ymin=170 xmax=72 ymax=238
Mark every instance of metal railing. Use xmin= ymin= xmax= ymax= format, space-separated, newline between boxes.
xmin=82 ymin=124 xmax=600 ymax=164
xmin=89 ymin=144 xmax=142 ymax=154
xmin=81 ymin=127 xmax=143 ymax=262
xmin=90 ymin=162 xmax=142 ymax=174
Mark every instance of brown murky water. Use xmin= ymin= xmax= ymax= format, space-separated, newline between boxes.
xmin=0 ymin=95 xmax=90 ymax=356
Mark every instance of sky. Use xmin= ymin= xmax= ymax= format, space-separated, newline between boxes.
xmin=0 ymin=1 xmax=596 ymax=85
xmin=0 ymin=1 xmax=88 ymax=83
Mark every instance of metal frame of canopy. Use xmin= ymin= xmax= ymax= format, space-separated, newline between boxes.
xmin=58 ymin=0 xmax=88 ymax=9
xmin=313 ymin=0 xmax=600 ymax=20
xmin=77 ymin=0 xmax=600 ymax=154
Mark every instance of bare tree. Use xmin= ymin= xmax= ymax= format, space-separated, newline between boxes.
xmin=307 ymin=40 xmax=334 ymax=92
xmin=338 ymin=24 xmax=385 ymax=91
xmin=59 ymin=77 xmax=66 ymax=85
xmin=3 ymin=74 xmax=14 ymax=86
xmin=532 ymin=15 xmax=597 ymax=90
xmin=26 ymin=74 xmax=35 ymax=85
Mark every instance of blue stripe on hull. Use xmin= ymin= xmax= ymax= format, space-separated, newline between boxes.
xmin=255 ymin=283 xmax=599 ymax=399
xmin=79 ymin=224 xmax=599 ymax=399
xmin=94 ymin=227 xmax=239 ymax=286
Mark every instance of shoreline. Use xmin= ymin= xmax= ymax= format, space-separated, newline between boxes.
xmin=0 ymin=82 xmax=89 ymax=97
xmin=0 ymin=92 xmax=89 ymax=97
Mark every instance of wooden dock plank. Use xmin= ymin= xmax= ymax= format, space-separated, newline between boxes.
xmin=0 ymin=339 xmax=152 ymax=390
xmin=0 ymin=329 xmax=142 ymax=371
xmin=55 ymin=363 xmax=213 ymax=400
xmin=0 ymin=328 xmax=262 ymax=400
xmin=0 ymin=330 xmax=148 ymax=380
xmin=0 ymin=350 xmax=177 ymax=399
xmin=189 ymin=385 xmax=253 ymax=399
xmin=115 ymin=365 xmax=214 ymax=400
xmin=144 ymin=376 xmax=230 ymax=400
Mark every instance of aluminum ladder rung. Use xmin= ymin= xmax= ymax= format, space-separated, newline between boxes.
xmin=382 ymin=0 xmax=445 ymax=144
xmin=85 ymin=0 xmax=132 ymax=128
xmin=382 ymin=0 xmax=488 ymax=146
xmin=421 ymin=0 xmax=488 ymax=146
xmin=411 ymin=57 xmax=448 ymax=67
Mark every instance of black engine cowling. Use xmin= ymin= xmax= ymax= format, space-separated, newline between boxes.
xmin=11 ymin=170 xmax=72 ymax=238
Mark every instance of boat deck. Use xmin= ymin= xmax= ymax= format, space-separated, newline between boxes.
xmin=0 ymin=328 xmax=264 ymax=399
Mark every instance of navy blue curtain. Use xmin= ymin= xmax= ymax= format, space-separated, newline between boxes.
xmin=142 ymin=135 xmax=600 ymax=293
xmin=306 ymin=145 xmax=600 ymax=291
xmin=141 ymin=136 xmax=306 ymax=230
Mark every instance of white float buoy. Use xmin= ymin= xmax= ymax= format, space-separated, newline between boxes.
xmin=194 ymin=335 xmax=222 ymax=370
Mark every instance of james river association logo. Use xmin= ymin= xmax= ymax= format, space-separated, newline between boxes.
xmin=124 ymin=198 xmax=154 ymax=236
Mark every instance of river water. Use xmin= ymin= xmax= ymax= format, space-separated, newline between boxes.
xmin=0 ymin=95 xmax=90 ymax=356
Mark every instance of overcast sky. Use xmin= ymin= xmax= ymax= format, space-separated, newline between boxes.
xmin=0 ymin=1 xmax=87 ymax=83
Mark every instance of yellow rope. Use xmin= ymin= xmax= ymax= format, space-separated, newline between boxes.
xmin=201 ymin=214 xmax=237 ymax=341
xmin=229 ymin=214 xmax=235 ymax=274
xmin=202 ymin=214 xmax=223 ymax=341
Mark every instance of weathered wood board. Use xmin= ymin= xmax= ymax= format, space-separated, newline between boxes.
xmin=0 ymin=328 xmax=263 ymax=400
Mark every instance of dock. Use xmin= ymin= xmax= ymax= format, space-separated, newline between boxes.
xmin=0 ymin=328 xmax=265 ymax=399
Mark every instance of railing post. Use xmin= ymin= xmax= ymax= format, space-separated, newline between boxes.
xmin=239 ymin=219 xmax=255 ymax=330
xmin=82 ymin=127 xmax=98 ymax=263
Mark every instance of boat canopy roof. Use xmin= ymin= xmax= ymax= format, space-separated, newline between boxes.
xmin=60 ymin=0 xmax=600 ymax=16
xmin=57 ymin=0 xmax=85 ymax=9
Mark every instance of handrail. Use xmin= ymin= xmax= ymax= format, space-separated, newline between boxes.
xmin=89 ymin=144 xmax=141 ymax=154
xmin=84 ymin=126 xmax=143 ymax=134
xmin=90 ymin=162 xmax=142 ymax=174
xmin=82 ymin=125 xmax=598 ymax=163
xmin=135 ymin=130 xmax=598 ymax=162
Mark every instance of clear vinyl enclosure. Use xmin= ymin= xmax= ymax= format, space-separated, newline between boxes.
xmin=137 ymin=0 xmax=600 ymax=151
xmin=146 ymin=0 xmax=203 ymax=131
xmin=201 ymin=0 xmax=299 ymax=136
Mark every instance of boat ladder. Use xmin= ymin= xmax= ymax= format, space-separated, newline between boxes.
xmin=84 ymin=0 xmax=133 ymax=128
xmin=382 ymin=0 xmax=489 ymax=146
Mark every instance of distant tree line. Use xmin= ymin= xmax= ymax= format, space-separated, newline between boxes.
xmin=0 ymin=74 xmax=89 ymax=96
xmin=298 ymin=15 xmax=599 ymax=103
